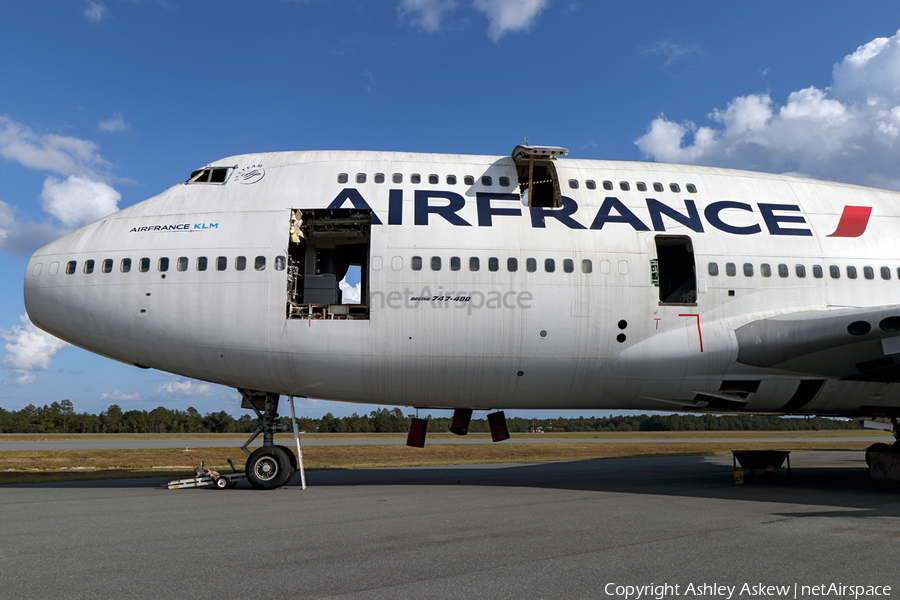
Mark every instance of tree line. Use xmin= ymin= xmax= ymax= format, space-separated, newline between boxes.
xmin=0 ymin=401 xmax=863 ymax=434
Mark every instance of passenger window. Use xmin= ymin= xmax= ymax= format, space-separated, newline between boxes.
xmin=197 ymin=257 xmax=208 ymax=272
xmin=586 ymin=180 xmax=596 ymax=190
xmin=726 ymin=263 xmax=736 ymax=277
xmin=847 ymin=266 xmax=857 ymax=279
xmin=337 ymin=173 xmax=348 ymax=184
xmin=686 ymin=184 xmax=697 ymax=194
xmin=275 ymin=256 xmax=286 ymax=271
xmin=563 ymin=259 xmax=574 ymax=273
xmin=545 ymin=258 xmax=555 ymax=273
xmin=499 ymin=176 xmax=510 ymax=187
xmin=778 ymin=264 xmax=788 ymax=278
xmin=254 ymin=256 xmax=265 ymax=271
xmin=743 ymin=263 xmax=753 ymax=277
xmin=812 ymin=265 xmax=823 ymax=278
xmin=619 ymin=260 xmax=629 ymax=274
xmin=411 ymin=174 xmax=421 ymax=184
xmin=66 ymin=261 xmax=76 ymax=275
xmin=796 ymin=265 xmax=806 ymax=278
xmin=488 ymin=257 xmax=499 ymax=272
xmin=653 ymin=182 xmax=664 ymax=192
xmin=582 ymin=259 xmax=592 ymax=274
xmin=469 ymin=257 xmax=479 ymax=271
xmin=619 ymin=182 xmax=630 ymax=191
xmin=431 ymin=256 xmax=441 ymax=270
xmin=708 ymin=262 xmax=719 ymax=276
xmin=374 ymin=173 xmax=385 ymax=184
xmin=508 ymin=257 xmax=518 ymax=272
xmin=428 ymin=174 xmax=439 ymax=184
xmin=450 ymin=256 xmax=461 ymax=271
xmin=411 ymin=256 xmax=422 ymax=271
xmin=356 ymin=173 xmax=366 ymax=184
xmin=670 ymin=183 xmax=680 ymax=193
xmin=568 ymin=179 xmax=579 ymax=189
xmin=392 ymin=173 xmax=403 ymax=184
xmin=447 ymin=175 xmax=457 ymax=185
xmin=49 ymin=262 xmax=59 ymax=275
xmin=235 ymin=256 xmax=246 ymax=271
xmin=84 ymin=260 xmax=94 ymax=274
xmin=864 ymin=266 xmax=874 ymax=280
xmin=600 ymin=260 xmax=611 ymax=274
xmin=881 ymin=266 xmax=891 ymax=280
xmin=481 ymin=176 xmax=492 ymax=186
xmin=121 ymin=258 xmax=131 ymax=273
xmin=139 ymin=258 xmax=150 ymax=273
xmin=830 ymin=266 xmax=840 ymax=279
xmin=158 ymin=258 xmax=169 ymax=272
xmin=602 ymin=181 xmax=613 ymax=190
xmin=177 ymin=257 xmax=188 ymax=272
xmin=636 ymin=182 xmax=647 ymax=192
xmin=464 ymin=175 xmax=475 ymax=185
xmin=217 ymin=256 xmax=227 ymax=271
xmin=526 ymin=258 xmax=537 ymax=273
xmin=761 ymin=263 xmax=771 ymax=277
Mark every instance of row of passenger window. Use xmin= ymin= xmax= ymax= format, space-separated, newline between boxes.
xmin=338 ymin=172 xmax=699 ymax=195
xmin=411 ymin=255 xmax=595 ymax=274
xmin=709 ymin=262 xmax=900 ymax=281
xmin=42 ymin=255 xmax=287 ymax=276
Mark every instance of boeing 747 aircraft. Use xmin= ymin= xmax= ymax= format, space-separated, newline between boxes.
xmin=22 ymin=144 xmax=900 ymax=488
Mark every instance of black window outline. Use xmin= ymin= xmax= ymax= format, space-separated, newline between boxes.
xmin=812 ymin=265 xmax=823 ymax=278
xmin=586 ymin=180 xmax=596 ymax=190
xmin=488 ymin=257 xmax=499 ymax=272
xmin=447 ymin=175 xmax=457 ymax=185
xmin=410 ymin=174 xmax=421 ymax=184
xmin=653 ymin=182 xmax=664 ymax=192
xmin=139 ymin=257 xmax=150 ymax=273
xmin=337 ymin=173 xmax=348 ymax=184
xmin=670 ymin=183 xmax=681 ymax=193
xmin=431 ymin=256 xmax=441 ymax=271
xmin=392 ymin=173 xmax=403 ymax=184
xmin=619 ymin=181 xmax=630 ymax=191
xmin=602 ymin=181 xmax=613 ymax=191
xmin=499 ymin=176 xmax=510 ymax=187
xmin=411 ymin=256 xmax=423 ymax=271
xmin=450 ymin=256 xmax=461 ymax=271
xmin=545 ymin=258 xmax=556 ymax=273
xmin=686 ymin=184 xmax=697 ymax=194
xmin=526 ymin=258 xmax=537 ymax=273
xmin=778 ymin=264 xmax=788 ymax=278
xmin=881 ymin=266 xmax=891 ymax=280
xmin=102 ymin=259 xmax=113 ymax=274
xmin=197 ymin=257 xmax=208 ymax=272
xmin=761 ymin=263 xmax=772 ymax=277
xmin=847 ymin=266 xmax=857 ymax=279
xmin=796 ymin=265 xmax=806 ymax=278
xmin=481 ymin=176 xmax=492 ymax=186
xmin=726 ymin=262 xmax=736 ymax=277
xmin=158 ymin=257 xmax=169 ymax=272
xmin=507 ymin=257 xmax=518 ymax=272
xmin=428 ymin=174 xmax=439 ymax=185
xmin=374 ymin=173 xmax=385 ymax=184
xmin=864 ymin=266 xmax=874 ymax=280
xmin=582 ymin=259 xmax=592 ymax=274
xmin=121 ymin=258 xmax=132 ymax=273
xmin=254 ymin=256 xmax=265 ymax=271
xmin=743 ymin=263 xmax=753 ymax=277
xmin=356 ymin=173 xmax=366 ymax=184
xmin=235 ymin=256 xmax=247 ymax=271
xmin=708 ymin=262 xmax=719 ymax=276
xmin=563 ymin=258 xmax=574 ymax=273
xmin=84 ymin=260 xmax=94 ymax=274
xmin=568 ymin=179 xmax=579 ymax=189
xmin=66 ymin=260 xmax=76 ymax=275
xmin=830 ymin=265 xmax=840 ymax=279
xmin=469 ymin=257 xmax=480 ymax=272
xmin=636 ymin=182 xmax=647 ymax=192
xmin=216 ymin=256 xmax=227 ymax=271
xmin=464 ymin=175 xmax=475 ymax=186
xmin=177 ymin=257 xmax=188 ymax=272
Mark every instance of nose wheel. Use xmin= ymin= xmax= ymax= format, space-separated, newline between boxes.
xmin=245 ymin=446 xmax=295 ymax=489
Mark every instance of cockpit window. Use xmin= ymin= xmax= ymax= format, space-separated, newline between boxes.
xmin=187 ymin=167 xmax=232 ymax=184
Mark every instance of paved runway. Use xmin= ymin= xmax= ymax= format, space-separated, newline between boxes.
xmin=1 ymin=451 xmax=897 ymax=599
xmin=0 ymin=434 xmax=888 ymax=451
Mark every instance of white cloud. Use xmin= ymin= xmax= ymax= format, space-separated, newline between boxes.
xmin=339 ymin=278 xmax=361 ymax=304
xmin=399 ymin=0 xmax=456 ymax=32
xmin=2 ymin=314 xmax=69 ymax=380
xmin=158 ymin=378 xmax=214 ymax=397
xmin=399 ymin=0 xmax=548 ymax=41
xmin=84 ymin=1 xmax=108 ymax=22
xmin=473 ymin=0 xmax=548 ymax=42
xmin=98 ymin=112 xmax=128 ymax=133
xmin=643 ymin=39 xmax=704 ymax=67
xmin=635 ymin=28 xmax=900 ymax=191
xmin=0 ymin=115 xmax=121 ymax=254
xmin=41 ymin=175 xmax=121 ymax=229
xmin=100 ymin=390 xmax=141 ymax=402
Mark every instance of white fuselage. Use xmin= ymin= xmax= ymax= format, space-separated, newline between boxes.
xmin=23 ymin=150 xmax=900 ymax=417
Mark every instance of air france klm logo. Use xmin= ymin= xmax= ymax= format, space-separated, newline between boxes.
xmin=327 ymin=188 xmax=872 ymax=238
xmin=130 ymin=222 xmax=218 ymax=233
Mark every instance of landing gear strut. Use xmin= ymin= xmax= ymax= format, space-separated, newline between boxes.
xmin=238 ymin=390 xmax=297 ymax=489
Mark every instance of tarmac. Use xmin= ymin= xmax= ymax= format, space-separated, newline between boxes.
xmin=1 ymin=451 xmax=898 ymax=599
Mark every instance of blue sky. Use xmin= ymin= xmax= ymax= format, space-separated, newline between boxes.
xmin=3 ymin=0 xmax=900 ymax=420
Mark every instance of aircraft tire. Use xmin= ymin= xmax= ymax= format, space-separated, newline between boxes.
xmin=246 ymin=446 xmax=293 ymax=489
xmin=275 ymin=444 xmax=298 ymax=482
xmin=865 ymin=443 xmax=893 ymax=467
